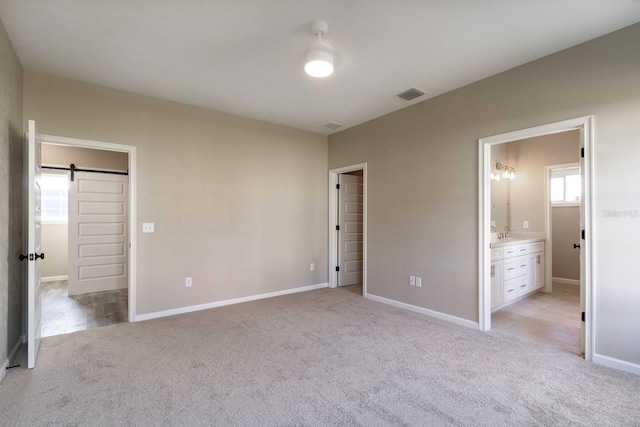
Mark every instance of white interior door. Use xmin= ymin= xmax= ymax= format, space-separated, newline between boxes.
xmin=338 ymin=173 xmax=363 ymax=286
xmin=27 ymin=120 xmax=43 ymax=369
xmin=68 ymin=171 xmax=128 ymax=295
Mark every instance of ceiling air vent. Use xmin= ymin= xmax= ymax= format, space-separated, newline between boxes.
xmin=323 ymin=122 xmax=343 ymax=130
xmin=396 ymin=87 xmax=425 ymax=101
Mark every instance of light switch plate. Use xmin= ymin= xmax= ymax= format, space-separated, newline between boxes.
xmin=142 ymin=222 xmax=154 ymax=233
xmin=523 ymin=220 xmax=529 ymax=229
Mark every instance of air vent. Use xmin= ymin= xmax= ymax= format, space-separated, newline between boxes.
xmin=323 ymin=122 xmax=343 ymax=130
xmin=396 ymin=87 xmax=425 ymax=101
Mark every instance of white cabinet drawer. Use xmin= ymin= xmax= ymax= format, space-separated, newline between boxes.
xmin=516 ymin=245 xmax=529 ymax=256
xmin=516 ymin=275 xmax=528 ymax=296
xmin=491 ymin=248 xmax=503 ymax=261
xmin=529 ymin=242 xmax=544 ymax=253
xmin=516 ymin=256 xmax=528 ymax=277
xmin=504 ymin=279 xmax=517 ymax=301
xmin=503 ymin=247 xmax=517 ymax=258
xmin=504 ymin=259 xmax=517 ymax=280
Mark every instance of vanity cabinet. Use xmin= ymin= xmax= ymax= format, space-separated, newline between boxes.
xmin=490 ymin=240 xmax=545 ymax=310
xmin=490 ymin=249 xmax=504 ymax=308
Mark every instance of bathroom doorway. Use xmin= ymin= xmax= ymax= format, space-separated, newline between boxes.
xmin=479 ymin=116 xmax=594 ymax=361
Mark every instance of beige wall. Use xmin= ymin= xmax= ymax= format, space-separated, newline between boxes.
xmin=507 ymin=131 xmax=579 ymax=233
xmin=329 ymin=23 xmax=640 ymax=366
xmin=41 ymin=224 xmax=68 ymax=278
xmin=552 ymin=207 xmax=580 ymax=281
xmin=0 ymin=18 xmax=23 ymax=373
xmin=24 ymin=73 xmax=328 ymax=315
xmin=42 ymin=144 xmax=128 ymax=171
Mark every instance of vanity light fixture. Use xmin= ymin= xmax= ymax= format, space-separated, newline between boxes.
xmin=490 ymin=162 xmax=515 ymax=181
xmin=304 ymin=20 xmax=334 ymax=78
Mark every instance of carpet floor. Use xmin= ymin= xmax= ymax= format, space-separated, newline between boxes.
xmin=1 ymin=286 xmax=639 ymax=426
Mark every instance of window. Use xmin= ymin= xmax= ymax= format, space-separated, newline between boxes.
xmin=40 ymin=173 xmax=68 ymax=222
xmin=550 ymin=166 xmax=580 ymax=205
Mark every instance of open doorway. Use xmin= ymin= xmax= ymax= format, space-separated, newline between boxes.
xmin=488 ymin=135 xmax=581 ymax=354
xmin=39 ymin=141 xmax=132 ymax=337
xmin=479 ymin=116 xmax=594 ymax=361
xmin=329 ymin=163 xmax=367 ymax=296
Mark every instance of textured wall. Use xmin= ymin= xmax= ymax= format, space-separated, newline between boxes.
xmin=0 ymin=17 xmax=23 ymax=374
xmin=24 ymin=73 xmax=328 ymax=316
xmin=329 ymin=23 xmax=640 ymax=365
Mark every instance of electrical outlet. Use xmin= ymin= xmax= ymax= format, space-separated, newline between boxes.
xmin=490 ymin=221 xmax=496 ymax=228
xmin=523 ymin=220 xmax=529 ymax=229
xmin=409 ymin=276 xmax=416 ymax=286
xmin=415 ymin=277 xmax=422 ymax=288
xmin=310 ymin=263 xmax=315 ymax=271
xmin=185 ymin=277 xmax=192 ymax=287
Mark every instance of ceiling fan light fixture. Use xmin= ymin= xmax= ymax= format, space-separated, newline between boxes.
xmin=304 ymin=41 xmax=334 ymax=78
xmin=304 ymin=20 xmax=334 ymax=78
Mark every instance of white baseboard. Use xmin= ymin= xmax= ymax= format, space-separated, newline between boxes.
xmin=594 ymin=353 xmax=640 ymax=376
xmin=0 ymin=335 xmax=25 ymax=384
xmin=135 ymin=283 xmax=329 ymax=322
xmin=364 ymin=292 xmax=479 ymax=329
xmin=552 ymin=277 xmax=580 ymax=285
xmin=42 ymin=275 xmax=68 ymax=282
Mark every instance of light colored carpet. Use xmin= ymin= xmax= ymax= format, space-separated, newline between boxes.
xmin=1 ymin=286 xmax=639 ymax=426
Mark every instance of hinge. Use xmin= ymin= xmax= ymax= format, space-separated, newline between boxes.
xmin=335 ymin=266 xmax=340 ymax=272
xmin=581 ymin=147 xmax=585 ymax=158
xmin=336 ymin=225 xmax=340 ymax=231
xmin=581 ymin=311 xmax=585 ymax=322
xmin=336 ymin=184 xmax=340 ymax=190
xmin=581 ymin=229 xmax=585 ymax=240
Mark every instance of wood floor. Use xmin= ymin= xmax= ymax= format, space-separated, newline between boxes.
xmin=41 ymin=280 xmax=128 ymax=337
xmin=492 ymin=282 xmax=581 ymax=355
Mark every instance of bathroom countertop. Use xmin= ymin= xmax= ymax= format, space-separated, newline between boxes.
xmin=489 ymin=237 xmax=545 ymax=248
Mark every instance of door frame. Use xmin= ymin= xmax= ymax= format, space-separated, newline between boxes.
xmin=478 ymin=116 xmax=594 ymax=361
xmin=41 ymin=133 xmax=137 ymax=322
xmin=329 ymin=163 xmax=367 ymax=293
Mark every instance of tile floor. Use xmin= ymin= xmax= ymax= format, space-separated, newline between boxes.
xmin=41 ymin=280 xmax=128 ymax=337
xmin=492 ymin=282 xmax=581 ymax=355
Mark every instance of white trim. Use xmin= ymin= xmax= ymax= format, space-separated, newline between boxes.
xmin=328 ymin=163 xmax=367 ymax=294
xmin=40 ymin=133 xmax=137 ymax=323
xmin=135 ymin=282 xmax=329 ymax=322
xmin=365 ymin=292 xmax=479 ymax=329
xmin=552 ymin=277 xmax=580 ymax=286
xmin=0 ymin=336 xmax=24 ymax=384
xmin=41 ymin=275 xmax=68 ymax=282
xmin=478 ymin=116 xmax=595 ymax=363
xmin=594 ymin=354 xmax=640 ymax=376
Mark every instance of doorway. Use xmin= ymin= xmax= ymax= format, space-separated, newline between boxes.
xmin=39 ymin=133 xmax=137 ymax=327
xmin=329 ymin=163 xmax=367 ymax=295
xmin=478 ymin=116 xmax=594 ymax=361
xmin=39 ymin=145 xmax=129 ymax=337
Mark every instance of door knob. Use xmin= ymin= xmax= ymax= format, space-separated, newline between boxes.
xmin=573 ymin=244 xmax=581 ymax=249
xmin=34 ymin=252 xmax=45 ymax=260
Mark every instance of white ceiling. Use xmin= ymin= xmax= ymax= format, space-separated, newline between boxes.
xmin=1 ymin=1 xmax=640 ymax=135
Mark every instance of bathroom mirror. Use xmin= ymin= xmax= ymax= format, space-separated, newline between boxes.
xmin=490 ymin=144 xmax=510 ymax=233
